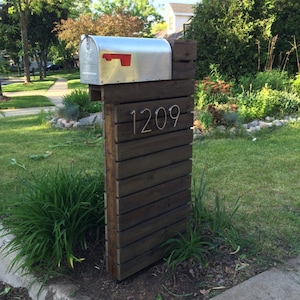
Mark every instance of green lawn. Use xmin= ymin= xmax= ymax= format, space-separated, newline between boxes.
xmin=0 ymin=114 xmax=103 ymax=213
xmin=1 ymin=114 xmax=299 ymax=267
xmin=67 ymin=78 xmax=88 ymax=90
xmin=192 ymin=123 xmax=300 ymax=262
xmin=0 ymin=96 xmax=54 ymax=109
xmin=2 ymin=79 xmax=56 ymax=92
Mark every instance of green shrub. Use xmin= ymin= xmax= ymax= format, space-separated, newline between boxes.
xmin=279 ymin=91 xmax=300 ymax=114
xmin=1 ymin=167 xmax=105 ymax=277
xmin=257 ymin=88 xmax=300 ymax=117
xmin=196 ymin=110 xmax=214 ymax=131
xmin=236 ymin=90 xmax=263 ymax=121
xmin=291 ymin=73 xmax=300 ymax=94
xmin=236 ymin=87 xmax=299 ymax=121
xmin=238 ymin=70 xmax=291 ymax=93
xmin=194 ymin=81 xmax=211 ymax=110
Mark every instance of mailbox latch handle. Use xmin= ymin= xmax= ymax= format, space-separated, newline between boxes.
xmin=102 ymin=53 xmax=131 ymax=66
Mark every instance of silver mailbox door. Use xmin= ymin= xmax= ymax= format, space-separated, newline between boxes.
xmin=79 ymin=36 xmax=100 ymax=85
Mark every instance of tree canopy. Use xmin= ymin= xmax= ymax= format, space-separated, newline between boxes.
xmin=1 ymin=0 xmax=91 ymax=82
xmin=54 ymin=0 xmax=164 ymax=53
xmin=186 ymin=0 xmax=300 ymax=79
xmin=55 ymin=13 xmax=144 ymax=52
xmin=93 ymin=0 xmax=163 ymax=37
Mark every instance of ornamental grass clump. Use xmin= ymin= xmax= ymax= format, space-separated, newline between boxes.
xmin=163 ymin=174 xmax=241 ymax=271
xmin=62 ymin=88 xmax=91 ymax=119
xmin=1 ymin=167 xmax=105 ymax=278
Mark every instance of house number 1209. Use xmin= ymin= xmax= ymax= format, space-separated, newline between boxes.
xmin=130 ymin=105 xmax=181 ymax=135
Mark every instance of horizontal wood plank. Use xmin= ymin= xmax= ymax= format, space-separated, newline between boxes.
xmin=172 ymin=61 xmax=196 ymax=80
xmin=117 ymin=175 xmax=191 ymax=214
xmin=116 ymin=144 xmax=192 ymax=179
xmin=90 ymin=79 xmax=195 ymax=104
xmin=117 ymin=219 xmax=187 ymax=264
xmin=114 ymin=97 xmax=193 ymax=123
xmin=117 ymin=190 xmax=190 ymax=231
xmin=118 ymin=204 xmax=190 ymax=248
xmin=117 ymin=159 xmax=192 ymax=197
xmin=115 ymin=113 xmax=193 ymax=143
xmin=117 ymin=245 xmax=164 ymax=280
xmin=170 ymin=40 xmax=197 ymax=61
xmin=116 ymin=130 xmax=193 ymax=161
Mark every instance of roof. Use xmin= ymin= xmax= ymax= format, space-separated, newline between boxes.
xmin=169 ymin=3 xmax=195 ymax=15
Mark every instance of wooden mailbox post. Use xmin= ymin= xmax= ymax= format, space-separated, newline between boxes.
xmin=88 ymin=40 xmax=197 ymax=280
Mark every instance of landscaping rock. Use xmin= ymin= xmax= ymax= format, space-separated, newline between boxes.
xmin=273 ymin=119 xmax=284 ymax=126
xmin=51 ymin=113 xmax=103 ymax=129
xmin=77 ymin=113 xmax=103 ymax=127
xmin=217 ymin=125 xmax=226 ymax=133
xmin=193 ymin=115 xmax=299 ymax=140
xmin=258 ymin=121 xmax=273 ymax=128
xmin=247 ymin=120 xmax=259 ymax=128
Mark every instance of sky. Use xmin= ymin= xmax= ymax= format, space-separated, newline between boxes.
xmin=152 ymin=0 xmax=199 ymax=17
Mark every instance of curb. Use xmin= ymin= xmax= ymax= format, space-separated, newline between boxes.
xmin=0 ymin=226 xmax=88 ymax=300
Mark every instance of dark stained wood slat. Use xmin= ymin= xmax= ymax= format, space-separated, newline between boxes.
xmin=114 ymin=97 xmax=194 ymax=123
xmin=117 ymin=190 xmax=190 ymax=231
xmin=118 ymin=204 xmax=191 ymax=248
xmin=117 ymin=219 xmax=187 ymax=264
xmin=115 ymin=113 xmax=193 ymax=143
xmin=116 ymin=144 xmax=192 ymax=179
xmin=170 ymin=39 xmax=197 ymax=62
xmin=116 ymin=160 xmax=192 ymax=197
xmin=89 ymin=79 xmax=195 ymax=104
xmin=117 ymin=245 xmax=165 ymax=280
xmin=117 ymin=175 xmax=191 ymax=214
xmin=116 ymin=129 xmax=193 ymax=161
xmin=172 ymin=61 xmax=196 ymax=80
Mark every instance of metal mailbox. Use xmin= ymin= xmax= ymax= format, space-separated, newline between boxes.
xmin=79 ymin=35 xmax=172 ymax=85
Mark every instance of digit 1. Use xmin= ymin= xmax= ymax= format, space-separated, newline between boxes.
xmin=130 ymin=110 xmax=136 ymax=135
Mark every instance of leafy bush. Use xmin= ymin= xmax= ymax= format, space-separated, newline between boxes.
xmin=292 ymin=73 xmax=300 ymax=94
xmin=195 ymin=110 xmax=214 ymax=131
xmin=238 ymin=70 xmax=291 ymax=93
xmin=236 ymin=87 xmax=300 ymax=122
xmin=1 ymin=167 xmax=105 ymax=277
xmin=279 ymin=91 xmax=300 ymax=114
xmin=236 ymin=90 xmax=266 ymax=121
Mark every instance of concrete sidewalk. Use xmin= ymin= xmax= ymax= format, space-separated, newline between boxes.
xmin=211 ymin=257 xmax=300 ymax=300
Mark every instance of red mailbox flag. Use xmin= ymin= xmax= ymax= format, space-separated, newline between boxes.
xmin=102 ymin=54 xmax=131 ymax=66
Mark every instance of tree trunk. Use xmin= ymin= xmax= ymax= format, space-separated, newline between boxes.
xmin=19 ymin=7 xmax=31 ymax=83
xmin=0 ymin=81 xmax=3 ymax=97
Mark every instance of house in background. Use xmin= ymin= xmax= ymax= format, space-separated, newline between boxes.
xmin=165 ymin=3 xmax=196 ymax=36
